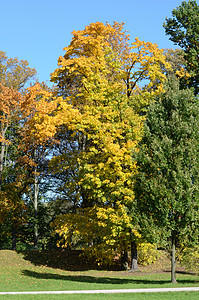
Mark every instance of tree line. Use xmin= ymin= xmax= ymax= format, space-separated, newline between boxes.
xmin=0 ymin=0 xmax=198 ymax=283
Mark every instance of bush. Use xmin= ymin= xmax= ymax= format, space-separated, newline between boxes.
xmin=179 ymin=246 xmax=199 ymax=273
xmin=137 ymin=243 xmax=159 ymax=266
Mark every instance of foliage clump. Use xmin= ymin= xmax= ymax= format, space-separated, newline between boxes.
xmin=137 ymin=243 xmax=159 ymax=266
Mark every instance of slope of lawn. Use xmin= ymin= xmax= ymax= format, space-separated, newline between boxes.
xmin=0 ymin=249 xmax=198 ymax=294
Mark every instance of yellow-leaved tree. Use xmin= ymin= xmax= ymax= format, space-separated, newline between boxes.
xmin=30 ymin=22 xmax=170 ymax=269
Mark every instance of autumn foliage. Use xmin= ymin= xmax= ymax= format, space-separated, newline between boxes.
xmin=31 ymin=21 xmax=170 ymax=261
xmin=1 ymin=15 xmax=197 ymax=274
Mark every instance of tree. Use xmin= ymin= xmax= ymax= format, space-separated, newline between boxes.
xmin=52 ymin=22 xmax=170 ymax=112
xmin=49 ymin=21 xmax=169 ymax=211
xmin=0 ymin=51 xmax=36 ymax=90
xmin=0 ymin=53 xmax=37 ymax=249
xmin=0 ymin=52 xmax=37 ymax=195
xmin=0 ymin=52 xmax=37 ymax=196
xmin=0 ymin=83 xmax=29 ymax=250
xmin=19 ymin=83 xmax=56 ymax=249
xmin=163 ymin=0 xmax=199 ymax=94
xmin=133 ymin=76 xmax=199 ymax=283
xmin=52 ymin=204 xmax=138 ymax=266
xmin=31 ymin=22 xmax=169 ymax=268
xmin=0 ymin=84 xmax=22 ymax=189
xmin=163 ymin=48 xmax=192 ymax=91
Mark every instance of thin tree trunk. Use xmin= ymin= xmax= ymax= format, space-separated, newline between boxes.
xmin=130 ymin=240 xmax=139 ymax=272
xmin=171 ymin=233 xmax=177 ymax=283
xmin=0 ymin=142 xmax=5 ymax=190
xmin=34 ymin=174 xmax=39 ymax=250
xmin=0 ymin=124 xmax=8 ymax=190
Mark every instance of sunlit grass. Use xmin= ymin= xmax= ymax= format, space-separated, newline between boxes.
xmin=1 ymin=292 xmax=199 ymax=300
xmin=0 ymin=250 xmax=198 ymax=296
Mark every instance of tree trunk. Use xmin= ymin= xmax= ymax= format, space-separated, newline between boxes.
xmin=171 ymin=233 xmax=177 ymax=283
xmin=0 ymin=124 xmax=8 ymax=190
xmin=34 ymin=174 xmax=39 ymax=250
xmin=129 ymin=240 xmax=139 ymax=272
xmin=0 ymin=141 xmax=5 ymax=190
xmin=121 ymin=249 xmax=128 ymax=270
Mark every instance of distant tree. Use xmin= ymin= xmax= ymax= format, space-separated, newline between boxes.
xmin=0 ymin=52 xmax=37 ymax=195
xmin=0 ymin=52 xmax=36 ymax=248
xmin=19 ymin=83 xmax=55 ymax=249
xmin=0 ymin=84 xmax=22 ymax=190
xmin=0 ymin=51 xmax=36 ymax=90
xmin=163 ymin=48 xmax=192 ymax=90
xmin=164 ymin=49 xmax=185 ymax=75
xmin=163 ymin=0 xmax=199 ymax=94
xmin=133 ymin=77 xmax=199 ymax=283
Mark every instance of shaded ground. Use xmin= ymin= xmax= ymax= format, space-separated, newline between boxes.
xmin=19 ymin=249 xmax=115 ymax=271
xmin=18 ymin=249 xmax=196 ymax=276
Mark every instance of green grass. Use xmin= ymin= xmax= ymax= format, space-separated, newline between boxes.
xmin=1 ymin=292 xmax=199 ymax=300
xmin=0 ymin=250 xmax=199 ymax=299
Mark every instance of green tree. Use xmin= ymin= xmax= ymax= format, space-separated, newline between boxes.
xmin=163 ymin=0 xmax=199 ymax=94
xmin=133 ymin=77 xmax=199 ymax=283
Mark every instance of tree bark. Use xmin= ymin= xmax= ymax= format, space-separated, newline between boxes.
xmin=0 ymin=144 xmax=4 ymax=189
xmin=0 ymin=125 xmax=8 ymax=190
xmin=34 ymin=171 xmax=39 ymax=250
xmin=121 ymin=249 xmax=128 ymax=270
xmin=129 ymin=240 xmax=139 ymax=272
xmin=171 ymin=233 xmax=177 ymax=283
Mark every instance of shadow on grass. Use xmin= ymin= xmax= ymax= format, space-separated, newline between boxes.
xmin=22 ymin=270 xmax=199 ymax=285
xmin=163 ymin=270 xmax=198 ymax=276
xmin=19 ymin=250 xmax=121 ymax=271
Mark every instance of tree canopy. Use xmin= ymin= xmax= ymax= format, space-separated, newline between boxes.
xmin=133 ymin=76 xmax=199 ymax=282
xmin=36 ymin=21 xmax=169 ymax=265
xmin=164 ymin=0 xmax=199 ymax=94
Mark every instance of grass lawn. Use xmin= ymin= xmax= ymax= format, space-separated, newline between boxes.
xmin=1 ymin=292 xmax=199 ymax=300
xmin=0 ymin=250 xmax=198 ymax=299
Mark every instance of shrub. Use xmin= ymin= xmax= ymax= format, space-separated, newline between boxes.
xmin=179 ymin=246 xmax=199 ymax=273
xmin=137 ymin=243 xmax=159 ymax=266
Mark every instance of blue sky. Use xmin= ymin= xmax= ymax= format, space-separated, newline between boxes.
xmin=1 ymin=0 xmax=185 ymax=85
